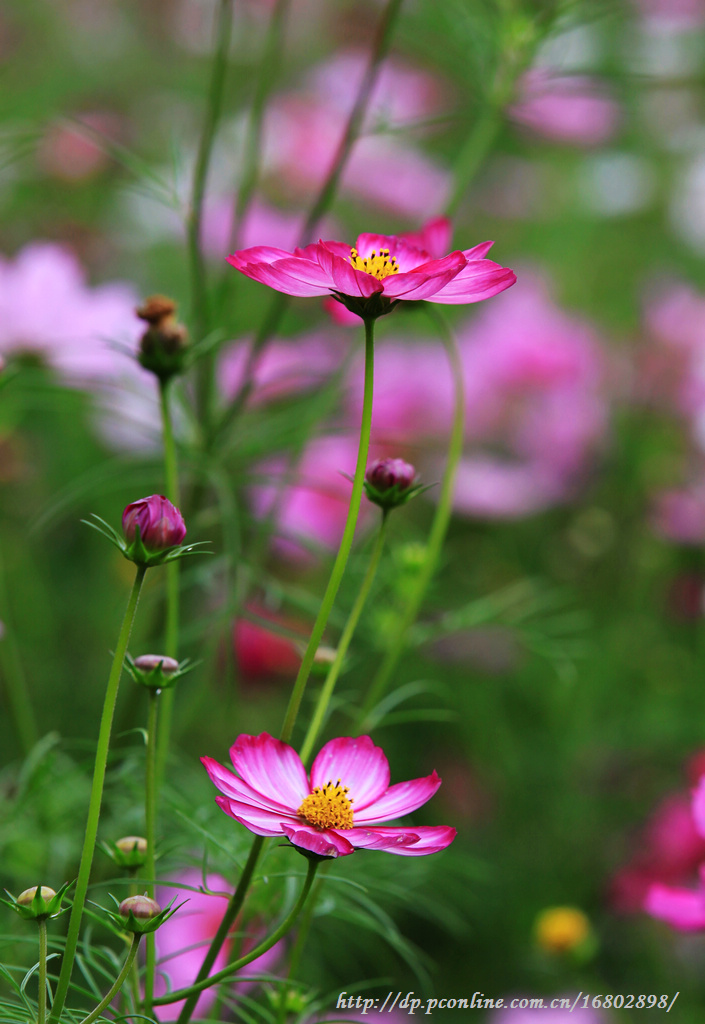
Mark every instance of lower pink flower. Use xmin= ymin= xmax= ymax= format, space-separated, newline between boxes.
xmin=644 ymin=774 xmax=705 ymax=929
xmin=154 ymin=870 xmax=280 ymax=1020
xmin=202 ymin=734 xmax=456 ymax=859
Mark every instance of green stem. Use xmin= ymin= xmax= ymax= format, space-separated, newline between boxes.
xmin=49 ymin=565 xmax=147 ymax=1024
xmin=78 ymin=934 xmax=141 ymax=1024
xmin=173 ymin=835 xmax=265 ymax=1024
xmin=155 ymin=858 xmax=318 ymax=1007
xmin=155 ymin=379 xmax=180 ymax=787
xmin=279 ymin=317 xmax=376 ymax=745
xmin=356 ymin=309 xmax=464 ymax=730
xmin=217 ymin=0 xmax=404 ymax=435
xmin=0 ymin=535 xmax=39 ymax=755
xmin=299 ymin=514 xmax=388 ymax=764
xmin=445 ymin=105 xmax=502 ymax=218
xmin=37 ymin=919 xmax=48 ymax=1024
xmin=143 ymin=690 xmax=159 ymax=1015
xmin=228 ymin=0 xmax=290 ymax=251
xmin=276 ymin=862 xmax=330 ymax=1024
xmin=189 ymin=0 xmax=234 ymax=427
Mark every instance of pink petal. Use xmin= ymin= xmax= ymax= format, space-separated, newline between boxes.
xmin=239 ymin=261 xmax=330 ymax=298
xmin=310 ymin=736 xmax=390 ymax=810
xmin=462 ymin=240 xmax=495 ymax=261
xmin=692 ymin=775 xmax=705 ymax=839
xmin=429 ymin=263 xmax=517 ymax=304
xmin=280 ymin=822 xmax=355 ymax=857
xmin=380 ymin=825 xmax=457 ymax=856
xmin=226 ymin=246 xmax=294 ymax=269
xmin=645 ymin=882 xmax=705 ymax=931
xmin=315 ymin=246 xmax=383 ymax=298
xmin=315 ymin=239 xmax=351 ymax=260
xmin=343 ymin=826 xmax=421 ymax=850
xmin=230 ymin=733 xmax=309 ymax=809
xmin=201 ymin=756 xmax=295 ymax=814
xmin=215 ymin=794 xmax=297 ymax=837
xmin=354 ymin=771 xmax=442 ymax=823
xmin=398 ymin=217 xmax=452 ymax=259
xmin=265 ymin=256 xmax=333 ymax=289
xmin=381 ymin=252 xmax=466 ymax=300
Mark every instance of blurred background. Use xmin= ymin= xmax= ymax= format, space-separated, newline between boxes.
xmin=3 ymin=0 xmax=705 ymax=1019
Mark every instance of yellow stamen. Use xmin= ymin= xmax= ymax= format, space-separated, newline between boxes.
xmin=349 ymin=247 xmax=399 ymax=280
xmin=298 ymin=778 xmax=354 ymax=830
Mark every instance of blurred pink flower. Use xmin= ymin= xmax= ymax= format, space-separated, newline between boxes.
xmin=264 ymin=97 xmax=450 ymax=217
xmin=454 ymin=273 xmax=608 ymax=517
xmin=304 ymin=49 xmax=444 ymax=130
xmin=37 ymin=114 xmax=121 ymax=182
xmin=631 ymin=0 xmax=705 ymax=29
xmin=610 ymin=770 xmax=705 ymax=915
xmin=219 ymin=331 xmax=345 ymax=405
xmin=202 ymin=732 xmax=456 ymax=858
xmin=641 ymin=281 xmax=705 ymax=429
xmin=645 ymin=776 xmax=705 ymax=930
xmin=228 ymin=228 xmax=515 ymax=318
xmin=233 ymin=605 xmax=305 ymax=685
xmin=201 ymin=197 xmax=339 ymax=261
xmin=0 ymin=242 xmax=139 ymax=382
xmin=249 ymin=435 xmax=375 ymax=558
xmin=155 ymin=870 xmax=279 ymax=1020
xmin=651 ymin=486 xmax=705 ymax=544
xmin=510 ymin=70 xmax=620 ymax=147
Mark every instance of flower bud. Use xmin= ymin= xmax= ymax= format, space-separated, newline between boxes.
xmin=17 ymin=886 xmax=56 ymax=907
xmin=122 ymin=495 xmax=186 ymax=564
xmin=125 ymin=652 xmax=193 ymax=691
xmin=1 ymin=882 xmax=72 ymax=921
xmin=119 ymin=894 xmax=161 ymax=919
xmin=364 ymin=458 xmax=421 ymax=512
xmin=110 ymin=893 xmax=181 ymax=934
xmin=105 ymin=836 xmax=148 ymax=869
xmin=136 ymin=295 xmax=188 ymax=382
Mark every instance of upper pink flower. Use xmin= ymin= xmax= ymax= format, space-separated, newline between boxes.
xmin=227 ymin=224 xmax=515 ymax=319
xmin=202 ymin=733 xmax=456 ymax=859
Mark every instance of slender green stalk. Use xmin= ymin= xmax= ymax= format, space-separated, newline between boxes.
xmin=299 ymin=514 xmax=388 ymax=764
xmin=188 ymin=0 xmax=234 ymax=427
xmin=49 ymin=565 xmax=147 ymax=1024
xmin=217 ymin=0 xmax=405 ymax=434
xmin=0 ymin=535 xmax=39 ymax=754
xmin=155 ymin=379 xmax=180 ymax=785
xmin=143 ymin=690 xmax=159 ymax=1015
xmin=37 ymin=919 xmax=48 ymax=1024
xmin=173 ymin=836 xmax=265 ymax=1024
xmin=279 ymin=317 xmax=376 ymax=745
xmin=276 ymin=863 xmax=330 ymax=1024
xmin=356 ymin=309 xmax=464 ymax=730
xmin=78 ymin=934 xmax=141 ymax=1024
xmin=227 ymin=0 xmax=290 ymax=252
xmin=155 ymin=858 xmax=318 ymax=1007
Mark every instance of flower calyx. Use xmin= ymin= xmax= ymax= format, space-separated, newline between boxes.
xmin=136 ymin=295 xmax=188 ymax=383
xmin=104 ymin=893 xmax=183 ymax=935
xmin=125 ymin=653 xmax=194 ymax=692
xmin=1 ymin=881 xmax=73 ymax=921
xmin=101 ymin=835 xmax=148 ymax=871
xmin=331 ymin=289 xmax=399 ymax=322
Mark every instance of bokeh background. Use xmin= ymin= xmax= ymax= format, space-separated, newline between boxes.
xmin=3 ymin=0 xmax=705 ymax=1019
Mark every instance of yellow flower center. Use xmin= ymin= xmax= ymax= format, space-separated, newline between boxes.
xmin=349 ymin=247 xmax=399 ymax=280
xmin=297 ymin=779 xmax=354 ymax=830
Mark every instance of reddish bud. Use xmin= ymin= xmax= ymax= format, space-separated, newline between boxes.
xmin=133 ymin=655 xmax=180 ymax=674
xmin=119 ymin=894 xmax=161 ymax=920
xmin=366 ymin=458 xmax=416 ymax=492
xmin=122 ymin=495 xmax=186 ymax=553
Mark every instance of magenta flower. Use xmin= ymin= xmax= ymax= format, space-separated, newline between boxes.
xmin=202 ymin=733 xmax=456 ymax=859
xmin=122 ymin=494 xmax=187 ymax=552
xmin=644 ymin=775 xmax=705 ymax=930
xmin=227 ymin=227 xmax=515 ymax=319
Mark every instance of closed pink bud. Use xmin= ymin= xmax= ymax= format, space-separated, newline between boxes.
xmin=122 ymin=495 xmax=186 ymax=552
xmin=366 ymin=458 xmax=416 ymax=492
xmin=119 ymin=894 xmax=161 ymax=920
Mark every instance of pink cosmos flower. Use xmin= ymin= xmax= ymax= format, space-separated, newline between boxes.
xmin=227 ymin=226 xmax=515 ymax=319
xmin=122 ymin=495 xmax=187 ymax=551
xmin=510 ymin=70 xmax=620 ymax=148
xmin=202 ymin=733 xmax=456 ymax=859
xmin=651 ymin=486 xmax=705 ymax=544
xmin=154 ymin=870 xmax=280 ymax=1021
xmin=644 ymin=775 xmax=705 ymax=929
